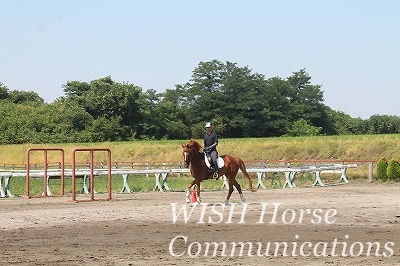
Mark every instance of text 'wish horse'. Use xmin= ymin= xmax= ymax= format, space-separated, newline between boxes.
xmin=182 ymin=139 xmax=256 ymax=204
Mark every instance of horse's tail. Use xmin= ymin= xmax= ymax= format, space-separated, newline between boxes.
xmin=238 ymin=158 xmax=256 ymax=192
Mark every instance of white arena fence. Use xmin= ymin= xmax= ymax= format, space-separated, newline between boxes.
xmin=0 ymin=160 xmax=371 ymax=199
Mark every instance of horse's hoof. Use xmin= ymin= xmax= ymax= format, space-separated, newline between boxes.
xmin=224 ymin=200 xmax=229 ymax=205
xmin=240 ymin=195 xmax=246 ymax=203
xmin=186 ymin=198 xmax=190 ymax=203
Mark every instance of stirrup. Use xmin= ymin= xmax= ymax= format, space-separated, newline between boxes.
xmin=213 ymin=172 xmax=219 ymax=179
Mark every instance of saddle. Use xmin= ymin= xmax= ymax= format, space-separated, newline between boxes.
xmin=204 ymin=153 xmax=224 ymax=170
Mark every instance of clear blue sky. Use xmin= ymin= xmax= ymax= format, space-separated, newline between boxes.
xmin=1 ymin=0 xmax=399 ymax=119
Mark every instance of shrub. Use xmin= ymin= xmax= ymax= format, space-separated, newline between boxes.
xmin=285 ymin=119 xmax=322 ymax=137
xmin=376 ymin=156 xmax=388 ymax=181
xmin=386 ymin=158 xmax=400 ymax=180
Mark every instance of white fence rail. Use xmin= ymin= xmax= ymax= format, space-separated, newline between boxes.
xmin=0 ymin=163 xmax=357 ymax=198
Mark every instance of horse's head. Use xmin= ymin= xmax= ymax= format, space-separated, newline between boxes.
xmin=182 ymin=139 xmax=203 ymax=168
xmin=182 ymin=143 xmax=192 ymax=168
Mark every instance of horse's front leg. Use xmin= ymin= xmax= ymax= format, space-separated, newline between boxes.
xmin=224 ymin=181 xmax=234 ymax=204
xmin=186 ymin=180 xmax=196 ymax=203
xmin=196 ymin=183 xmax=201 ymax=203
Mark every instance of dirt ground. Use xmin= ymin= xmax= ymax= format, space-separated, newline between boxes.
xmin=1 ymin=182 xmax=400 ymax=266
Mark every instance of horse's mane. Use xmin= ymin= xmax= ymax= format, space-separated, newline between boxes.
xmin=188 ymin=139 xmax=203 ymax=152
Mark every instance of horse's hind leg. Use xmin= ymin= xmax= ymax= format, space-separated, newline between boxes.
xmin=232 ymin=178 xmax=246 ymax=203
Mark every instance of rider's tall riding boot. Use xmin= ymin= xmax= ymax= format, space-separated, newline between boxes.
xmin=213 ymin=161 xmax=219 ymax=179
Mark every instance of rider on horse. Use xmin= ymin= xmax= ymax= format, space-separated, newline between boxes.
xmin=204 ymin=122 xmax=219 ymax=179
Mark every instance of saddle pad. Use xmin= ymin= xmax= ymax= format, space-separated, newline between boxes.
xmin=204 ymin=153 xmax=224 ymax=169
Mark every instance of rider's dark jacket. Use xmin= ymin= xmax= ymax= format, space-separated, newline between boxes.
xmin=204 ymin=130 xmax=218 ymax=152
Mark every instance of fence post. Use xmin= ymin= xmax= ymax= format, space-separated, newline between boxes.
xmin=368 ymin=162 xmax=373 ymax=183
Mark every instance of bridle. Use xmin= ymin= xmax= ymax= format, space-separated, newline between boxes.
xmin=183 ymin=146 xmax=193 ymax=168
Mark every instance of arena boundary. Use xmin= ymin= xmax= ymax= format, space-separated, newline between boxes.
xmin=0 ymin=150 xmax=362 ymax=199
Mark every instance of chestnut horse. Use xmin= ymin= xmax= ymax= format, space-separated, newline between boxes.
xmin=182 ymin=139 xmax=256 ymax=204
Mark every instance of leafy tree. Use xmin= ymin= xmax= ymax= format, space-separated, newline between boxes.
xmin=261 ymin=76 xmax=292 ymax=136
xmin=62 ymin=76 xmax=143 ymax=139
xmin=326 ymin=109 xmax=367 ymax=135
xmin=367 ymin=115 xmax=400 ymax=134
xmin=0 ymin=102 xmax=42 ymax=143
xmin=220 ymin=65 xmax=270 ymax=137
xmin=62 ymin=80 xmax=91 ymax=97
xmin=185 ymin=60 xmax=226 ymax=125
xmin=173 ymin=61 xmax=335 ymax=138
xmin=182 ymin=60 xmax=277 ymax=138
xmin=34 ymin=101 xmax=94 ymax=143
xmin=0 ymin=82 xmax=9 ymax=100
xmin=285 ymin=118 xmax=322 ymax=136
xmin=137 ymin=89 xmax=163 ymax=139
xmin=286 ymin=69 xmax=326 ymax=128
xmin=5 ymin=61 xmax=400 ymax=143
xmin=138 ymin=88 xmax=190 ymax=140
xmin=8 ymin=90 xmax=44 ymax=105
xmin=85 ymin=116 xmax=128 ymax=142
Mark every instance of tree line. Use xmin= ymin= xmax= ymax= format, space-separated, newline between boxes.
xmin=1 ymin=59 xmax=400 ymax=144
